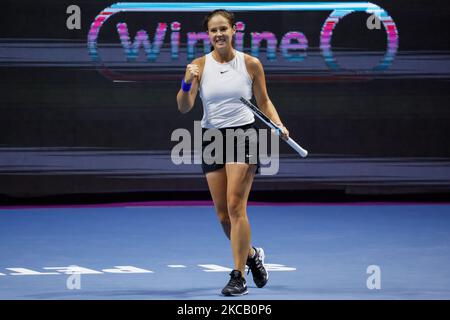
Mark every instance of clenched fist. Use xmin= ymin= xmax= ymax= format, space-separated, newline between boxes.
xmin=184 ymin=64 xmax=200 ymax=84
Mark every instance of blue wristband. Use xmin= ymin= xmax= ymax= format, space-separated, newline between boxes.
xmin=181 ymin=79 xmax=192 ymax=92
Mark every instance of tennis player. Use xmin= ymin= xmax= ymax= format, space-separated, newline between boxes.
xmin=176 ymin=9 xmax=289 ymax=296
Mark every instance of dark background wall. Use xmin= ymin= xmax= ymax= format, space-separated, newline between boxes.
xmin=1 ymin=0 xmax=450 ymax=200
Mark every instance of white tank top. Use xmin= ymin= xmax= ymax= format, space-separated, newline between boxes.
xmin=199 ymin=50 xmax=254 ymax=128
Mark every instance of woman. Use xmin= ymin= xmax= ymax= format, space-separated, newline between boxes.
xmin=176 ymin=9 xmax=289 ymax=296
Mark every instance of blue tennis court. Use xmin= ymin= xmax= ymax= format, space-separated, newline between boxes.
xmin=1 ymin=202 xmax=449 ymax=300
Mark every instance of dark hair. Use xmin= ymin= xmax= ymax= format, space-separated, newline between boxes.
xmin=202 ymin=9 xmax=236 ymax=31
xmin=202 ymin=9 xmax=236 ymax=52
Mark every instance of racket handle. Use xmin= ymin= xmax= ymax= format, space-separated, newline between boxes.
xmin=286 ymin=137 xmax=308 ymax=157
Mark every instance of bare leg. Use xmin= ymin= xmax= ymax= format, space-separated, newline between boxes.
xmin=225 ymin=163 xmax=257 ymax=276
xmin=206 ymin=167 xmax=255 ymax=259
xmin=205 ymin=167 xmax=231 ymax=238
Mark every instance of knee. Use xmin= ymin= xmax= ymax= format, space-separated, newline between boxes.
xmin=227 ymin=197 xmax=246 ymax=219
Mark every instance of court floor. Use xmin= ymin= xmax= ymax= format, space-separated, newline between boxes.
xmin=1 ymin=202 xmax=449 ymax=299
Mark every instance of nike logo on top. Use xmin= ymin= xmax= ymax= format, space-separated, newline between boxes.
xmin=220 ymin=70 xmax=229 ymax=74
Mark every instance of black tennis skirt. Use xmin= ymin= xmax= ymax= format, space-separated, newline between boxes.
xmin=201 ymin=122 xmax=260 ymax=174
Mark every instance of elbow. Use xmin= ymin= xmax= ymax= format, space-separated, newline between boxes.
xmin=176 ymin=92 xmax=193 ymax=113
xmin=176 ymin=97 xmax=185 ymax=114
xmin=177 ymin=103 xmax=191 ymax=114
xmin=258 ymin=98 xmax=272 ymax=113
xmin=260 ymin=98 xmax=271 ymax=109
xmin=178 ymin=106 xmax=188 ymax=114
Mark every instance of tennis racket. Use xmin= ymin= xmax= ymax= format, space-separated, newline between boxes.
xmin=240 ymin=97 xmax=308 ymax=157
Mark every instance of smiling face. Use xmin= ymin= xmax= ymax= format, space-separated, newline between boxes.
xmin=207 ymin=14 xmax=236 ymax=52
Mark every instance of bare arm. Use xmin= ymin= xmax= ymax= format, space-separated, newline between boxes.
xmin=247 ymin=55 xmax=289 ymax=140
xmin=176 ymin=57 xmax=204 ymax=113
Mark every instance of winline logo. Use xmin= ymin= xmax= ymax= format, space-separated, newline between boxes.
xmin=87 ymin=2 xmax=399 ymax=81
